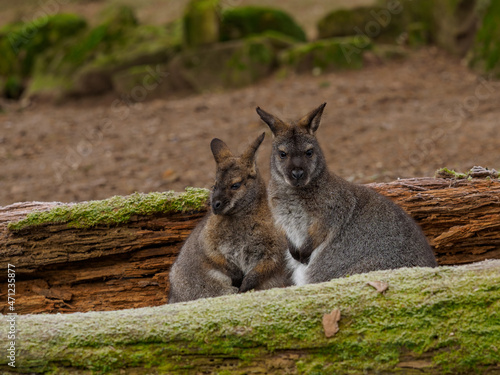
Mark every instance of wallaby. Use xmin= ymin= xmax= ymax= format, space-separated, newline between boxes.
xmin=256 ymin=103 xmax=437 ymax=286
xmin=168 ymin=133 xmax=289 ymax=303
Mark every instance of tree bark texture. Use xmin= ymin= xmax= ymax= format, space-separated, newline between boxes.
xmin=1 ymin=177 xmax=499 ymax=315
xmin=1 ymin=260 xmax=499 ymax=374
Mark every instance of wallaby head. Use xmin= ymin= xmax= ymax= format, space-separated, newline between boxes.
xmin=256 ymin=103 xmax=327 ymax=188
xmin=209 ymin=132 xmax=266 ymax=215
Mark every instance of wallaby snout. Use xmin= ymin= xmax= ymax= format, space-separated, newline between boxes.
xmin=291 ymin=168 xmax=304 ymax=180
xmin=211 ymin=193 xmax=224 ymax=214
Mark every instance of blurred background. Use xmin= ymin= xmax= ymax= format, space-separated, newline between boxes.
xmin=0 ymin=0 xmax=499 ymax=205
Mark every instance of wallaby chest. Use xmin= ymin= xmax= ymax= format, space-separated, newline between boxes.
xmin=270 ymin=193 xmax=312 ymax=249
xmin=204 ymin=216 xmax=264 ymax=274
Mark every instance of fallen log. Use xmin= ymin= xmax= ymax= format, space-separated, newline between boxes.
xmin=2 ymin=260 xmax=499 ymax=374
xmin=1 ymin=177 xmax=499 ymax=315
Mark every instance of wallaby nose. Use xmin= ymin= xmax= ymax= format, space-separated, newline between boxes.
xmin=212 ymin=201 xmax=222 ymax=211
xmin=291 ymin=169 xmax=304 ymax=180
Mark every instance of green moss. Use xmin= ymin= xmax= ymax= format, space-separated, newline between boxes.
xmin=435 ymin=167 xmax=468 ymax=179
xmin=435 ymin=166 xmax=500 ymax=180
xmin=220 ymin=6 xmax=307 ymax=43
xmin=6 ymin=261 xmax=500 ymax=373
xmin=7 ymin=187 xmax=209 ymax=231
xmin=279 ymin=36 xmax=371 ymax=74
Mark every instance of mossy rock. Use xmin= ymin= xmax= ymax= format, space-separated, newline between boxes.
xmin=468 ymin=0 xmax=500 ymax=77
xmin=374 ymin=0 xmax=479 ymax=55
xmin=111 ymin=63 xmax=173 ymax=100
xmin=220 ymin=6 xmax=307 ymax=43
xmin=279 ymin=36 xmax=371 ymax=74
xmin=183 ymin=0 xmax=220 ymax=47
xmin=317 ymin=6 xmax=405 ymax=43
xmin=73 ymin=24 xmax=181 ymax=96
xmin=0 ymin=13 xmax=87 ymax=78
xmin=26 ymin=10 xmax=181 ymax=100
xmin=168 ymin=35 xmax=281 ymax=93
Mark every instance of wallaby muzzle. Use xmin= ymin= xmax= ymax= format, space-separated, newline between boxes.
xmin=210 ymin=188 xmax=227 ymax=215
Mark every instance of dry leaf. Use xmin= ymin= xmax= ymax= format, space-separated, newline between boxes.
xmin=367 ymin=281 xmax=389 ymax=293
xmin=322 ymin=309 xmax=341 ymax=337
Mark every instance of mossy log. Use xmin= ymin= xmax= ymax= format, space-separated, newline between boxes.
xmin=1 ymin=178 xmax=499 ymax=315
xmin=1 ymin=260 xmax=500 ymax=374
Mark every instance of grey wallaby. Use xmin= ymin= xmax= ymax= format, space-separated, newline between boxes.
xmin=168 ymin=132 xmax=290 ymax=303
xmin=256 ymin=103 xmax=437 ymax=286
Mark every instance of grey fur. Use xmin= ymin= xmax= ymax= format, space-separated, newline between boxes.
xmin=168 ymin=133 xmax=290 ymax=303
xmin=256 ymin=104 xmax=437 ymax=286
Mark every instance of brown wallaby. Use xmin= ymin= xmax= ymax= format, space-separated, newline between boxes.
xmin=168 ymin=133 xmax=289 ymax=303
xmin=256 ymin=103 xmax=437 ymax=286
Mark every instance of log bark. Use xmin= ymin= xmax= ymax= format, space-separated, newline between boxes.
xmin=1 ymin=177 xmax=499 ymax=315
xmin=1 ymin=260 xmax=499 ymax=374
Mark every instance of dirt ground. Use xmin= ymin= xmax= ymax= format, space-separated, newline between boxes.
xmin=1 ymin=47 xmax=500 ymax=206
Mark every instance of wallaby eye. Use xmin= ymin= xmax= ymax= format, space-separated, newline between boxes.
xmin=231 ymin=182 xmax=241 ymax=190
xmin=305 ymin=149 xmax=313 ymax=158
xmin=279 ymin=151 xmax=287 ymax=159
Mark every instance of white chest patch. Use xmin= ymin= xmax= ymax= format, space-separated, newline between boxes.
xmin=274 ymin=203 xmax=310 ymax=249
xmin=285 ymin=234 xmax=325 ymax=286
xmin=289 ymin=257 xmax=308 ymax=286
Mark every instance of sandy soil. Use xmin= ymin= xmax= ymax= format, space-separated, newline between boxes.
xmin=1 ymin=47 xmax=499 ymax=206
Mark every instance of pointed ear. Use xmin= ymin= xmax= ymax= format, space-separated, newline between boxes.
xmin=242 ymin=132 xmax=265 ymax=174
xmin=242 ymin=132 xmax=265 ymax=163
xmin=256 ymin=107 xmax=288 ymax=135
xmin=298 ymin=102 xmax=326 ymax=134
xmin=210 ymin=138 xmax=233 ymax=164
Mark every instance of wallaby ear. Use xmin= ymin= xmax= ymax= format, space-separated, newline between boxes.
xmin=298 ymin=102 xmax=326 ymax=134
xmin=242 ymin=132 xmax=265 ymax=165
xmin=210 ymin=138 xmax=233 ymax=164
xmin=256 ymin=107 xmax=288 ymax=135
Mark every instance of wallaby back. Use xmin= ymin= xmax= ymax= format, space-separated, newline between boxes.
xmin=168 ymin=133 xmax=289 ymax=303
xmin=256 ymin=104 xmax=437 ymax=286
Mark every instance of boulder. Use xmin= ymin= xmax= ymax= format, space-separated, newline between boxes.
xmin=167 ymin=34 xmax=290 ymax=93
xmin=317 ymin=5 xmax=405 ymax=43
xmin=279 ymin=36 xmax=371 ymax=74
xmin=220 ymin=6 xmax=307 ymax=42
xmin=318 ymin=1 xmax=479 ymax=56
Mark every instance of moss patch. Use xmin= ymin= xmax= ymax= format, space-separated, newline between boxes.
xmin=7 ymin=261 xmax=500 ymax=374
xmin=7 ymin=187 xmax=209 ymax=231
xmin=435 ymin=166 xmax=499 ymax=180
